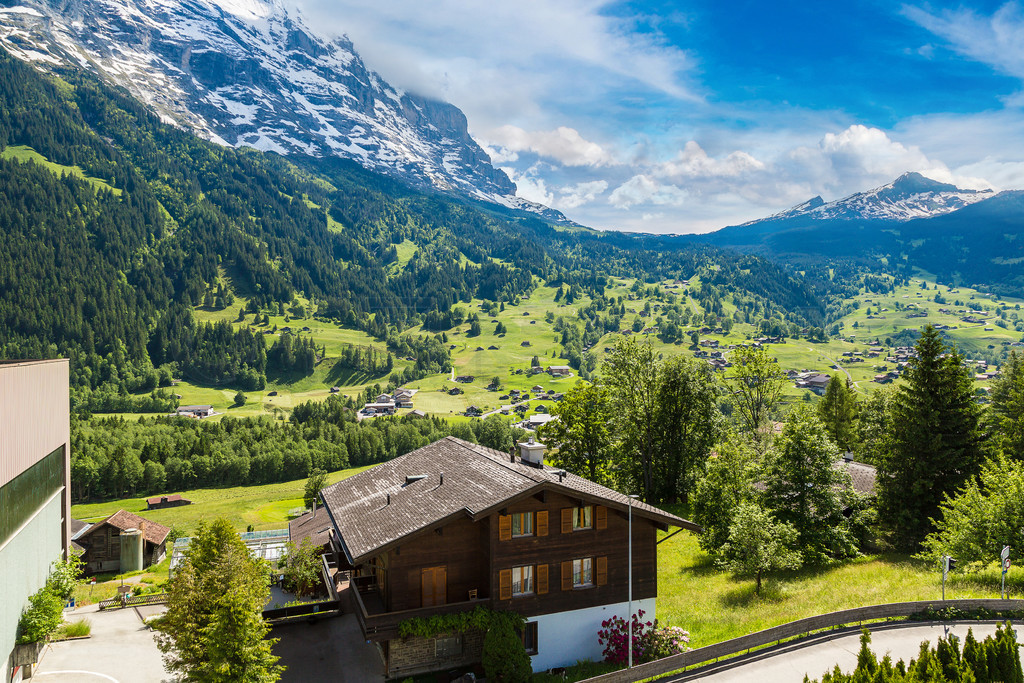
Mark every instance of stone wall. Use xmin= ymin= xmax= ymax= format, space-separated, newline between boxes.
xmin=387 ymin=629 xmax=484 ymax=678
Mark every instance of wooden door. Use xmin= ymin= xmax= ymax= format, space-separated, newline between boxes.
xmin=421 ymin=566 xmax=447 ymax=607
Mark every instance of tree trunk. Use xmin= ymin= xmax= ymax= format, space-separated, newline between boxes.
xmin=756 ymin=569 xmax=762 ymax=595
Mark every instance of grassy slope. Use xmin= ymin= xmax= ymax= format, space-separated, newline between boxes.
xmin=70 ymin=464 xmax=374 ymax=533
xmin=1 ymin=145 xmax=121 ymax=194
xmin=656 ymin=524 xmax=1012 ymax=647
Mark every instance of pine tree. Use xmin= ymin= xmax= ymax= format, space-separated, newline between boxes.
xmin=817 ymin=376 xmax=858 ymax=452
xmin=762 ymin=406 xmax=858 ymax=563
xmin=877 ymin=325 xmax=985 ymax=550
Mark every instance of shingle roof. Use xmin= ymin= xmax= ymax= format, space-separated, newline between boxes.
xmin=288 ymin=506 xmax=334 ymax=550
xmin=91 ymin=509 xmax=170 ymax=546
xmin=844 ymin=460 xmax=877 ymax=496
xmin=320 ymin=436 xmax=698 ymax=565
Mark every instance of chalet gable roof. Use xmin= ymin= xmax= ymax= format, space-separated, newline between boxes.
xmin=81 ymin=509 xmax=170 ymax=546
xmin=320 ymin=436 xmax=697 ymax=565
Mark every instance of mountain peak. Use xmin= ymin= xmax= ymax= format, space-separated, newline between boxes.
xmin=888 ymin=171 xmax=958 ymax=196
xmin=761 ymin=172 xmax=994 ymax=223
xmin=0 ymin=0 xmax=529 ymax=207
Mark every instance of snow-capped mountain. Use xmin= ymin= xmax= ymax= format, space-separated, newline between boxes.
xmin=754 ymin=171 xmax=994 ymax=224
xmin=0 ymin=0 xmax=562 ymax=213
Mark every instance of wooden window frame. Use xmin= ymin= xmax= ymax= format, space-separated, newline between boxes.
xmin=511 ymin=565 xmax=535 ymax=597
xmin=572 ymin=505 xmax=593 ymax=531
xmin=521 ymin=622 xmax=539 ymax=656
xmin=511 ymin=511 xmax=534 ymax=538
xmin=572 ymin=557 xmax=594 ymax=588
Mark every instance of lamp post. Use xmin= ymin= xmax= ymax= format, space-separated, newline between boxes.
xmin=627 ymin=494 xmax=639 ymax=669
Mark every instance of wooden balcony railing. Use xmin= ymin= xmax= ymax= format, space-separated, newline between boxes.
xmin=350 ymin=580 xmax=490 ymax=641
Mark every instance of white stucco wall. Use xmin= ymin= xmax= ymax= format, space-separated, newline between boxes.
xmin=528 ymin=597 xmax=657 ymax=672
xmin=1 ymin=492 xmax=64 ymax=683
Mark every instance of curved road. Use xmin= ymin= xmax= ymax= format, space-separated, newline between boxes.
xmin=668 ymin=621 xmax=1018 ymax=682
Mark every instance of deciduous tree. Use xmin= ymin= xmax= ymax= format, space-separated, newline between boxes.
xmin=720 ymin=502 xmax=802 ymax=594
xmin=651 ymin=356 xmax=723 ymax=503
xmin=540 ymin=382 xmax=614 ymax=486
xmin=156 ymin=519 xmax=283 ymax=682
xmin=303 ymin=468 xmax=328 ymax=510
xmin=725 ymin=345 xmax=786 ymax=435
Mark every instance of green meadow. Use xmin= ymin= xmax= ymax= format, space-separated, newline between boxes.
xmin=70 ymin=465 xmax=374 ymax=533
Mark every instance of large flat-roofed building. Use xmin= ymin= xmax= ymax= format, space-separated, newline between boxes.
xmin=0 ymin=359 xmax=70 ymax=682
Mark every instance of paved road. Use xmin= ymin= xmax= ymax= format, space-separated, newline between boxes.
xmin=671 ymin=622 xmax=1018 ymax=682
xmin=273 ymin=613 xmax=385 ymax=682
xmin=33 ymin=604 xmax=172 ymax=683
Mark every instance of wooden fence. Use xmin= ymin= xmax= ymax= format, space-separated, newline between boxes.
xmin=578 ymin=599 xmax=1024 ymax=683
xmin=97 ymin=593 xmax=168 ymax=610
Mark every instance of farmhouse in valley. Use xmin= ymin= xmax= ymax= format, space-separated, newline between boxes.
xmin=73 ymin=510 xmax=170 ymax=574
xmin=146 ymin=493 xmax=191 ymax=510
xmin=319 ymin=436 xmax=698 ymax=678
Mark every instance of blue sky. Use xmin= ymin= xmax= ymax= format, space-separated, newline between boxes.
xmin=299 ymin=0 xmax=1024 ymax=233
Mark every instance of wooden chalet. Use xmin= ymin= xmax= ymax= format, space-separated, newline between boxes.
xmin=146 ymin=493 xmax=191 ymax=510
xmin=73 ymin=510 xmax=170 ymax=574
xmin=320 ymin=436 xmax=698 ymax=678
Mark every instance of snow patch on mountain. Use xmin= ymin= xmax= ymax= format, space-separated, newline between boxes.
xmin=753 ymin=172 xmax=994 ymax=224
xmin=0 ymin=0 xmax=575 ymax=221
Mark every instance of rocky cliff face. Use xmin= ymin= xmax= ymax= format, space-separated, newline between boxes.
xmin=0 ymin=0 xmax=521 ymax=201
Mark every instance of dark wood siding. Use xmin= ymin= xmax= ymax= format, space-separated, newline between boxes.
xmin=384 ymin=515 xmax=490 ymax=611
xmin=489 ymin=491 xmax=657 ymax=618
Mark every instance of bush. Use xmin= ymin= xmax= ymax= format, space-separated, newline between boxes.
xmin=17 ymin=586 xmax=64 ymax=644
xmin=47 ymin=555 xmax=83 ymax=602
xmin=597 ymin=610 xmax=688 ymax=665
xmin=482 ymin=617 xmax=531 ymax=682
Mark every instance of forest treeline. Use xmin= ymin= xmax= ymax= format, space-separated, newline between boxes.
xmin=71 ymin=400 xmax=527 ymax=502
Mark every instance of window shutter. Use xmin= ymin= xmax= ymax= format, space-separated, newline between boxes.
xmin=537 ymin=510 xmax=549 ymax=537
xmin=537 ymin=564 xmax=549 ymax=594
xmin=561 ymin=561 xmax=572 ymax=591
xmin=561 ymin=508 xmax=572 ymax=534
xmin=499 ymin=569 xmax=512 ymax=600
xmin=596 ymin=556 xmax=608 ymax=586
xmin=499 ymin=514 xmax=512 ymax=541
xmin=596 ymin=505 xmax=607 ymax=530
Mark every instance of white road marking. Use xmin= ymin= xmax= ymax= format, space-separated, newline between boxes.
xmin=35 ymin=671 xmax=120 ymax=682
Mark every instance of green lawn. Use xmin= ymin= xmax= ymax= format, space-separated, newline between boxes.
xmin=70 ymin=465 xmax=374 ymax=533
xmin=656 ymin=522 xmax=1014 ymax=648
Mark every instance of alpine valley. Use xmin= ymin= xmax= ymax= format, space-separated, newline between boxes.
xmin=0 ymin=0 xmax=1023 ymax=493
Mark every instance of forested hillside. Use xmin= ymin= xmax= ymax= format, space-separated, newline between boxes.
xmin=0 ymin=47 xmax=831 ymax=407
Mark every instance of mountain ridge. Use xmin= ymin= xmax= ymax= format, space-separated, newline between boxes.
xmin=0 ymin=0 xmax=576 ymax=220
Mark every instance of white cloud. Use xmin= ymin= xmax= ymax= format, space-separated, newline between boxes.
xmin=484 ymin=125 xmax=615 ymax=167
xmin=296 ymin=0 xmax=696 ymax=134
xmin=655 ymin=141 xmax=766 ymax=180
xmin=501 ymin=166 xmax=554 ymax=207
xmin=609 ymin=175 xmax=688 ymax=209
xmin=555 ymin=180 xmax=609 ymax=209
xmin=482 ymin=145 xmax=519 ymax=164
xmin=903 ymin=3 xmax=1024 ymax=80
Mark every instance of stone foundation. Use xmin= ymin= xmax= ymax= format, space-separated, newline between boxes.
xmin=386 ymin=629 xmax=484 ymax=678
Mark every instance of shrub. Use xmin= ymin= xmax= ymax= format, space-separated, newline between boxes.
xmin=17 ymin=586 xmax=64 ymax=644
xmin=481 ymin=617 xmax=531 ymax=682
xmin=47 ymin=555 xmax=83 ymax=602
xmin=597 ymin=610 xmax=688 ymax=665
